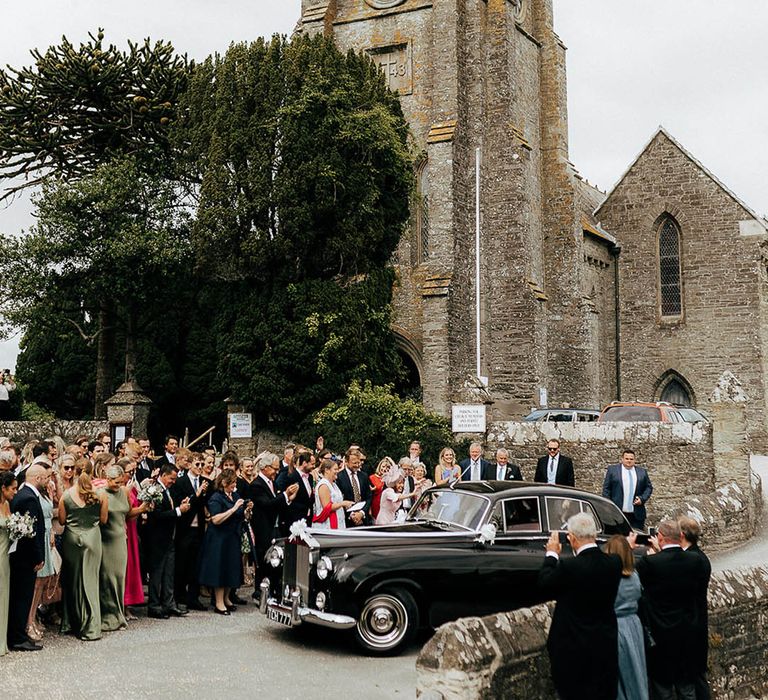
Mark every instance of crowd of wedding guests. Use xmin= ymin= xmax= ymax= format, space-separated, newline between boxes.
xmin=0 ymin=433 xmax=441 ymax=653
xmin=0 ymin=431 xmax=713 ymax=700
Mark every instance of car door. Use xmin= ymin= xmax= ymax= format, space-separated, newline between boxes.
xmin=474 ymin=496 xmax=549 ymax=615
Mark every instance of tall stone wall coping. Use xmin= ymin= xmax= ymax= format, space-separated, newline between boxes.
xmin=417 ymin=566 xmax=768 ymax=700
xmin=0 ymin=420 xmax=109 ymax=446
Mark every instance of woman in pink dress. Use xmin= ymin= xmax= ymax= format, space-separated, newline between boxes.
xmin=375 ymin=468 xmax=416 ymax=525
xmin=118 ymin=458 xmax=149 ymax=612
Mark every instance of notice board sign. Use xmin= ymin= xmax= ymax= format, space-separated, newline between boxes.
xmin=452 ymin=404 xmax=487 ymax=433
xmin=229 ymin=412 xmax=252 ymax=439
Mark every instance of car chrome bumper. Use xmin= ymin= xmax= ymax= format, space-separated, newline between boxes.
xmin=260 ymin=580 xmax=356 ymax=630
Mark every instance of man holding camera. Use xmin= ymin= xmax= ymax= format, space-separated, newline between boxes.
xmin=538 ymin=512 xmax=622 ymax=699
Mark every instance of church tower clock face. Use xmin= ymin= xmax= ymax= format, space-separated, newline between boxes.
xmin=364 ymin=0 xmax=406 ymax=9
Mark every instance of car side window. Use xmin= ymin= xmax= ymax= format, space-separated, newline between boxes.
xmin=502 ymin=497 xmax=541 ymax=533
xmin=548 ymin=412 xmax=572 ymax=422
xmin=545 ymin=497 xmax=602 ymax=533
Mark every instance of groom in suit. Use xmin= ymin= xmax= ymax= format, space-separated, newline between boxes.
xmin=601 ymin=449 xmax=653 ymax=529
xmin=538 ymin=511 xmax=622 ymax=699
xmin=337 ymin=448 xmax=372 ymax=526
xmin=278 ymin=450 xmax=315 ymax=536
xmin=7 ymin=464 xmax=48 ymax=651
xmin=144 ymin=464 xmax=191 ymax=619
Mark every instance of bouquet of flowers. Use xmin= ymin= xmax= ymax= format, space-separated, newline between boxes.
xmin=7 ymin=512 xmax=36 ymax=542
xmin=136 ymin=482 xmax=164 ymax=507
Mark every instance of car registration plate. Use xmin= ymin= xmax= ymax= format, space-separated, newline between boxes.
xmin=267 ymin=606 xmax=293 ymax=627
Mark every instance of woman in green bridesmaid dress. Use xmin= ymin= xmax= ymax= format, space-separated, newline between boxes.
xmin=0 ymin=471 xmax=19 ymax=656
xmin=99 ymin=462 xmax=146 ymax=631
xmin=58 ymin=471 xmax=108 ymax=641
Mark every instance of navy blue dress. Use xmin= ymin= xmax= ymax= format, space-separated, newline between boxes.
xmin=198 ymin=491 xmax=245 ymax=588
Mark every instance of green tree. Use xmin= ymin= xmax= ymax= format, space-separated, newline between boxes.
xmin=179 ymin=34 xmax=414 ymax=425
xmin=0 ymin=29 xmax=189 ymax=199
xmin=306 ymin=381 xmax=453 ymax=467
xmin=0 ymin=157 xmax=192 ymax=417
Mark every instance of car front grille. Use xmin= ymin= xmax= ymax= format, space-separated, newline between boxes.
xmin=281 ymin=541 xmax=311 ymax=604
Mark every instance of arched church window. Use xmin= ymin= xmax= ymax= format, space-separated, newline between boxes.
xmin=658 ymin=216 xmax=683 ymax=317
xmin=416 ymin=159 xmax=429 ymax=263
xmin=660 ymin=377 xmax=692 ymax=406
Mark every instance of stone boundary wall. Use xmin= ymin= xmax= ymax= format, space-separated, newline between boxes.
xmin=416 ymin=566 xmax=768 ymax=700
xmin=485 ymin=407 xmax=758 ymax=551
xmin=0 ymin=420 xmax=109 ymax=446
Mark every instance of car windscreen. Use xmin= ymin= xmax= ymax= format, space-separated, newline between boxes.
xmin=678 ymin=408 xmax=706 ymax=422
xmin=409 ymin=490 xmax=489 ymax=530
xmin=601 ymin=406 xmax=661 ymax=421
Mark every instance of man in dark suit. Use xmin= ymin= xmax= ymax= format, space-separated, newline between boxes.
xmin=459 ymin=442 xmax=493 ymax=481
xmin=278 ymin=450 xmax=315 ymax=536
xmin=601 ymin=449 xmax=653 ymax=529
xmin=636 ymin=519 xmax=709 ymax=700
xmin=144 ymin=464 xmax=191 ymax=619
xmin=490 ymin=448 xmax=523 ymax=481
xmin=538 ymin=511 xmax=623 ymax=699
xmin=152 ymin=434 xmax=180 ymax=471
xmin=170 ymin=453 xmax=211 ymax=611
xmin=135 ymin=437 xmax=156 ymax=483
xmin=534 ymin=439 xmax=575 ymax=486
xmin=7 ymin=464 xmax=48 ymax=651
xmin=679 ymin=516 xmax=713 ymax=700
xmin=251 ymin=453 xmax=299 ymax=589
xmin=336 ymin=448 xmax=372 ymax=526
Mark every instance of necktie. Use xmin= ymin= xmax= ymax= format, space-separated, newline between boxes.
xmin=268 ymin=478 xmax=275 ymax=496
xmin=302 ymin=473 xmax=311 ymax=496
xmin=193 ymin=476 xmax=198 ymax=493
xmin=351 ymin=472 xmax=361 ymax=501
xmin=625 ymin=470 xmax=635 ymax=512
xmin=548 ymin=458 xmax=555 ymax=483
xmin=166 ymin=488 xmax=174 ymax=509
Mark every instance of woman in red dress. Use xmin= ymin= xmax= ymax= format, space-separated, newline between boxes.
xmin=119 ymin=457 xmax=149 ymax=614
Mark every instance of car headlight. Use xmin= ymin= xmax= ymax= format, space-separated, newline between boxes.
xmin=267 ymin=545 xmax=284 ymax=568
xmin=316 ymin=555 xmax=333 ymax=580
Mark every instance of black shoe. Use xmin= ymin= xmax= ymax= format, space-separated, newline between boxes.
xmin=230 ymin=593 xmax=246 ymax=605
xmin=166 ymin=607 xmax=189 ymax=617
xmin=11 ymin=640 xmax=43 ymax=651
xmin=186 ymin=601 xmax=208 ymax=611
xmin=225 ymin=604 xmax=237 ymax=612
xmin=214 ymin=607 xmax=231 ymax=616
xmin=148 ymin=610 xmax=170 ymax=620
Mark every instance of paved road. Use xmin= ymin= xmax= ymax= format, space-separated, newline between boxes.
xmin=1 ymin=599 xmax=420 ymax=700
xmin=711 ymin=455 xmax=768 ymax=572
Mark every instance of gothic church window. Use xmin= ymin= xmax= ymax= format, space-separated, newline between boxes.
xmin=660 ymin=378 xmax=692 ymax=406
xmin=657 ymin=216 xmax=683 ymax=317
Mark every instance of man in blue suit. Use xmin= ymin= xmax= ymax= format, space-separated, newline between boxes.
xmin=601 ymin=449 xmax=653 ymax=529
xmin=459 ymin=442 xmax=493 ymax=481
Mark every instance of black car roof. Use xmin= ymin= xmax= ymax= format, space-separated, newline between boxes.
xmin=438 ymin=480 xmax=618 ymax=507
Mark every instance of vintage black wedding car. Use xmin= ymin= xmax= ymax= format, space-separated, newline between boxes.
xmin=259 ymin=481 xmax=633 ymax=654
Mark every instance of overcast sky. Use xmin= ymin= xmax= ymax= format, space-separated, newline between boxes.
xmin=1 ymin=0 xmax=765 ymax=370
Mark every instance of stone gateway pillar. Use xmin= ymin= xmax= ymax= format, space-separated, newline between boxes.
xmin=104 ymin=380 xmax=152 ymax=442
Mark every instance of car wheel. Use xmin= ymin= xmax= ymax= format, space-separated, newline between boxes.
xmin=354 ymin=587 xmax=418 ymax=656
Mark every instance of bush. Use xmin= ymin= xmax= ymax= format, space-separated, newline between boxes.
xmin=305 ymin=380 xmax=453 ymax=467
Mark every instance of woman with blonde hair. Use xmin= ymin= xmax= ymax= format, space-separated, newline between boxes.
xmin=369 ymin=457 xmax=394 ymax=521
xmin=91 ymin=452 xmax=115 ymax=488
xmin=603 ymin=535 xmax=648 ymax=700
xmin=434 ymin=447 xmax=460 ymax=486
xmin=58 ymin=470 xmax=108 ymax=640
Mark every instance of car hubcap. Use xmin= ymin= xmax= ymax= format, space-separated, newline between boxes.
xmin=357 ymin=594 xmax=408 ymax=650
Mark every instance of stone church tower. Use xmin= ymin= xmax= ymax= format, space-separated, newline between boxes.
xmin=299 ymin=0 xmax=617 ymax=419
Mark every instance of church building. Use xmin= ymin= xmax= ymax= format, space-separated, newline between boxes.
xmin=298 ymin=0 xmax=768 ymax=447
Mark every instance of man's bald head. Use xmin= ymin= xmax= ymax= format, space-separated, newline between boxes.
xmin=26 ymin=464 xmax=50 ymax=488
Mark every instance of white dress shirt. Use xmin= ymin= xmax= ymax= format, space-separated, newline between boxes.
xmin=621 ymin=466 xmax=637 ymax=512
xmin=547 ymin=455 xmax=559 ymax=484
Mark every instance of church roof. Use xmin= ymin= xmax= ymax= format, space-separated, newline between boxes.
xmin=595 ymin=126 xmax=768 ymax=231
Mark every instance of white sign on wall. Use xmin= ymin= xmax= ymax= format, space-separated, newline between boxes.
xmin=452 ymin=404 xmax=487 ymax=433
xmin=229 ymin=412 xmax=253 ymax=439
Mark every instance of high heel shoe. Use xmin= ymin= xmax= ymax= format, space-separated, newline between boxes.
xmin=214 ymin=607 xmax=231 ymax=616
xmin=26 ymin=624 xmax=43 ymax=642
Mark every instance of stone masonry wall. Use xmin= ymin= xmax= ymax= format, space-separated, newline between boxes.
xmin=416 ymin=566 xmax=768 ymax=700
xmin=0 ymin=420 xmax=109 ymax=447
xmin=485 ymin=408 xmax=758 ymax=550
xmin=596 ymin=130 xmax=768 ymax=449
